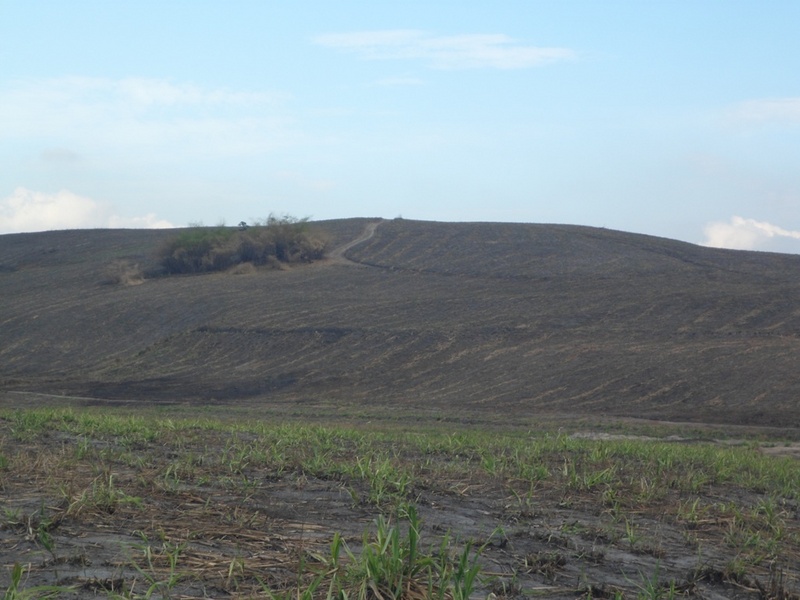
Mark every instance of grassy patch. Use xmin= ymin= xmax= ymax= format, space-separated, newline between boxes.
xmin=1 ymin=407 xmax=799 ymax=598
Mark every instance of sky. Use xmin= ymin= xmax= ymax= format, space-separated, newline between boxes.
xmin=1 ymin=1 xmax=800 ymax=252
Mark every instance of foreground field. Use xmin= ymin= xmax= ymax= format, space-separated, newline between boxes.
xmin=2 ymin=407 xmax=799 ymax=599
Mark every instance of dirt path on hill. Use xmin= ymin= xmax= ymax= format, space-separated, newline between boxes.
xmin=326 ymin=219 xmax=383 ymax=265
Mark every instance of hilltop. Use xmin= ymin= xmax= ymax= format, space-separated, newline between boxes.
xmin=2 ymin=218 xmax=800 ymax=428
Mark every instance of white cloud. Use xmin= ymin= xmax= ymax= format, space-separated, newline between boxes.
xmin=114 ymin=77 xmax=276 ymax=106
xmin=3 ymin=76 xmax=279 ymax=111
xmin=372 ymin=76 xmax=425 ymax=87
xmin=702 ymin=216 xmax=800 ymax=250
xmin=314 ymin=30 xmax=574 ymax=70
xmin=0 ymin=77 xmax=294 ymax=158
xmin=728 ymin=97 xmax=800 ymax=124
xmin=107 ymin=213 xmax=175 ymax=229
xmin=0 ymin=187 xmax=173 ymax=234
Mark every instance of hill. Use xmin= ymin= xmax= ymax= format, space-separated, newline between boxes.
xmin=2 ymin=218 xmax=800 ymax=427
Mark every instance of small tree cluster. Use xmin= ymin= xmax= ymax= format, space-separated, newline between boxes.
xmin=157 ymin=215 xmax=326 ymax=275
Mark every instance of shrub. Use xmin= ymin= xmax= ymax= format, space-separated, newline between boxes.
xmin=157 ymin=216 xmax=326 ymax=275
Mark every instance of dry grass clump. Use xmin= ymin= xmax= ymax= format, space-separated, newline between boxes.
xmin=228 ymin=261 xmax=259 ymax=275
xmin=101 ymin=259 xmax=145 ymax=285
xmin=157 ymin=215 xmax=326 ymax=275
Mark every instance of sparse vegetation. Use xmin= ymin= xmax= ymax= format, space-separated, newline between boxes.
xmin=157 ymin=215 xmax=326 ymax=274
xmin=274 ymin=507 xmax=484 ymax=600
xmin=1 ymin=407 xmax=799 ymax=598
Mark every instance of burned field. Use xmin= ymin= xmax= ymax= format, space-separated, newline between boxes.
xmin=2 ymin=219 xmax=800 ymax=597
xmin=3 ymin=219 xmax=800 ymax=426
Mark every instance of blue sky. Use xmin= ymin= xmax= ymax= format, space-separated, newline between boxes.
xmin=1 ymin=1 xmax=800 ymax=252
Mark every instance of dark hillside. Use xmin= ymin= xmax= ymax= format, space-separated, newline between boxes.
xmin=349 ymin=219 xmax=796 ymax=280
xmin=2 ymin=219 xmax=800 ymax=426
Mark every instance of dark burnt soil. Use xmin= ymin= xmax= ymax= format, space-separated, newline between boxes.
xmin=2 ymin=409 xmax=799 ymax=599
xmin=2 ymin=219 xmax=800 ymax=427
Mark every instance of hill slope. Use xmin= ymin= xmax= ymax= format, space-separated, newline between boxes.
xmin=2 ymin=218 xmax=800 ymax=426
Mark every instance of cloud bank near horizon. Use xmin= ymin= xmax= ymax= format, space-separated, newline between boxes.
xmin=0 ymin=187 xmax=173 ymax=234
xmin=702 ymin=216 xmax=800 ymax=251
